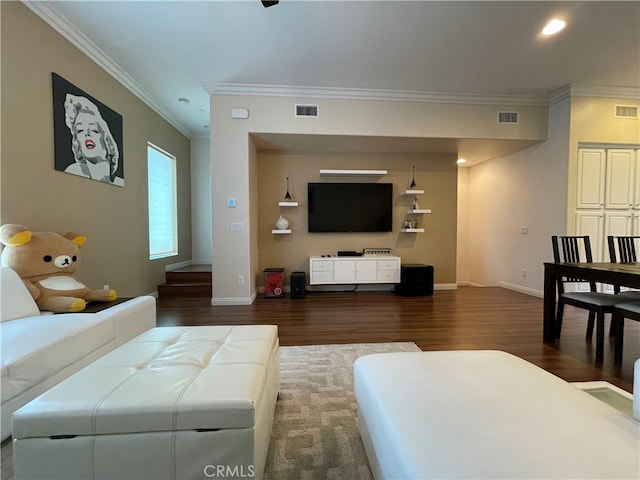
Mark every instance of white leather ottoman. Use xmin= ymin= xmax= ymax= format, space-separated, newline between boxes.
xmin=354 ymin=350 xmax=640 ymax=480
xmin=12 ymin=325 xmax=279 ymax=480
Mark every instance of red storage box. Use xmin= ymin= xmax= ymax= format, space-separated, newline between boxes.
xmin=263 ymin=268 xmax=285 ymax=298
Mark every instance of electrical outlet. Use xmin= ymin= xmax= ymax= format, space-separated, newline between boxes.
xmin=237 ymin=275 xmax=245 ymax=285
xmin=231 ymin=223 xmax=243 ymax=232
xmin=103 ymin=284 xmax=109 ymax=291
xmin=521 ymin=268 xmax=527 ymax=278
xmin=520 ymin=226 xmax=529 ymax=234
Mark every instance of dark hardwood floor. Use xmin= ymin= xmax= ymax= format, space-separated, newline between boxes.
xmin=156 ymin=286 xmax=639 ymax=393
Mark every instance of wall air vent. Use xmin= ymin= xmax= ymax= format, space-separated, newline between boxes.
xmin=497 ymin=111 xmax=519 ymax=124
xmin=615 ymin=105 xmax=638 ymax=119
xmin=295 ymin=104 xmax=319 ymax=117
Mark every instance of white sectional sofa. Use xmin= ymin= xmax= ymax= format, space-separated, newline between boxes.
xmin=1 ymin=266 xmax=156 ymax=440
xmin=355 ymin=350 xmax=640 ymax=479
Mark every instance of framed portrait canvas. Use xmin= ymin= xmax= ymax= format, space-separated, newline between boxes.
xmin=52 ymin=73 xmax=124 ymax=186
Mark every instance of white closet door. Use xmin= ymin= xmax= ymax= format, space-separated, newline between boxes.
xmin=605 ymin=149 xmax=635 ymax=209
xmin=635 ymin=150 xmax=640 ymax=209
xmin=576 ymin=211 xmax=604 ymax=261
xmin=575 ymin=211 xmax=604 ymax=291
xmin=602 ymin=212 xmax=633 ymax=292
xmin=577 ymin=149 xmax=606 ymax=209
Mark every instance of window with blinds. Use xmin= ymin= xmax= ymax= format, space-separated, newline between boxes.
xmin=148 ymin=143 xmax=177 ymax=259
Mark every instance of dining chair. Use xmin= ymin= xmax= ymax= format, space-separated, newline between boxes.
xmin=607 ymin=235 xmax=640 ymax=265
xmin=551 ymin=235 xmax=622 ymax=361
xmin=613 ymin=302 xmax=640 ymax=363
xmin=607 ymin=235 xmax=640 ymax=300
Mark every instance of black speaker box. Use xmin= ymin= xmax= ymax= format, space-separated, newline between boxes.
xmin=290 ymin=272 xmax=306 ymax=299
xmin=394 ymin=264 xmax=434 ymax=297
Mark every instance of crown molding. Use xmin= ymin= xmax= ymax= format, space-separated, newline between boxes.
xmin=24 ymin=0 xmax=638 ymax=136
xmin=203 ymin=83 xmax=549 ymax=107
xmin=191 ymin=134 xmax=211 ymax=141
xmin=549 ymin=84 xmax=640 ymax=105
xmin=23 ymin=1 xmax=191 ymax=139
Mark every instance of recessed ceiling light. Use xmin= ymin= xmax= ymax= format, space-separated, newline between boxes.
xmin=542 ymin=19 xmax=566 ymax=36
xmin=456 ymin=158 xmax=467 ymax=164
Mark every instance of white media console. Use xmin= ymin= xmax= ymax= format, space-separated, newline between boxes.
xmin=309 ymin=255 xmax=401 ymax=285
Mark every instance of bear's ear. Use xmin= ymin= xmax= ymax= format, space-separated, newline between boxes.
xmin=64 ymin=232 xmax=86 ymax=247
xmin=0 ymin=224 xmax=32 ymax=247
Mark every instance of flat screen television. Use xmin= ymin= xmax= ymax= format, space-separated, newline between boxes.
xmin=307 ymin=183 xmax=393 ymax=232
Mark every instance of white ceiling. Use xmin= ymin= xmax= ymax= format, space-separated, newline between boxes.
xmin=27 ymin=1 xmax=640 ymax=162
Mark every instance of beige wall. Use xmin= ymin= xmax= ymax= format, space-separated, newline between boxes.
xmin=462 ymin=94 xmax=639 ymax=295
xmin=0 ymin=2 xmax=192 ymax=296
xmin=456 ymin=168 xmax=470 ymax=284
xmin=191 ymin=137 xmax=212 ymax=264
xmin=210 ymin=93 xmax=547 ymax=304
xmin=256 ymin=152 xmax=458 ymax=287
xmin=462 ymin=98 xmax=571 ymax=293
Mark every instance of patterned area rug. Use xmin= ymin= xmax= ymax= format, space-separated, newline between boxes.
xmin=0 ymin=342 xmax=421 ymax=480
xmin=265 ymin=342 xmax=421 ymax=480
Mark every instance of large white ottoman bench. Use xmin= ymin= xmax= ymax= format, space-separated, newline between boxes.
xmin=12 ymin=325 xmax=279 ymax=480
xmin=354 ymin=350 xmax=640 ymax=480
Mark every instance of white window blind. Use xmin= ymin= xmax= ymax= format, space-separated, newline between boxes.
xmin=148 ymin=143 xmax=177 ymax=259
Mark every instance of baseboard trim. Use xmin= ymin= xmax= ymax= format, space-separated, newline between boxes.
xmin=210 ymin=292 xmax=257 ymax=306
xmin=457 ymin=281 xmax=485 ymax=287
xmin=499 ymin=281 xmax=543 ymax=298
xmin=434 ymin=283 xmax=458 ymax=290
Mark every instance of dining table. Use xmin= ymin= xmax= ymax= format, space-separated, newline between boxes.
xmin=543 ymin=262 xmax=640 ymax=359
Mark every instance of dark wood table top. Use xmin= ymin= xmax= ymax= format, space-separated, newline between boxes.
xmin=544 ymin=262 xmax=640 ymax=288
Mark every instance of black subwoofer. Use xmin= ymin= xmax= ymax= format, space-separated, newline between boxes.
xmin=290 ymin=271 xmax=306 ymax=299
xmin=394 ymin=264 xmax=434 ymax=297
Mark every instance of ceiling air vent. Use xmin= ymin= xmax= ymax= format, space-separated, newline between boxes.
xmin=497 ymin=111 xmax=519 ymax=124
xmin=295 ymin=104 xmax=319 ymax=118
xmin=615 ymin=105 xmax=638 ymax=119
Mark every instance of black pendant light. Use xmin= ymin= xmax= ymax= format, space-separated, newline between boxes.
xmin=284 ymin=177 xmax=292 ymax=200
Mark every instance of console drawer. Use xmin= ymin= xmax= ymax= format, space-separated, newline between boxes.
xmin=311 ymin=271 xmax=333 ymax=284
xmin=377 ymin=270 xmax=400 ymax=282
xmin=377 ymin=259 xmax=399 ymax=270
xmin=311 ymin=260 xmax=334 ymax=271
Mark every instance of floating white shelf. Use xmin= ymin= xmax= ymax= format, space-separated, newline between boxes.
xmin=400 ymin=228 xmax=425 ymax=233
xmin=278 ymin=201 xmax=299 ymax=207
xmin=407 ymin=209 xmax=432 ymax=214
xmin=320 ymin=169 xmax=387 ymax=176
xmin=272 ymin=229 xmax=292 ymax=234
xmin=401 ymin=189 xmax=425 ymax=195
